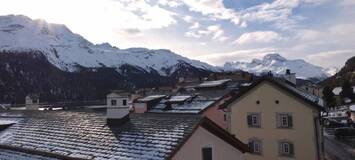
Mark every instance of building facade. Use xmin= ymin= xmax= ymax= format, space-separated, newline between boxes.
xmin=223 ymin=78 xmax=324 ymax=160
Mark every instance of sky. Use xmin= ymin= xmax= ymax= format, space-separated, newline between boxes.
xmin=0 ymin=0 xmax=355 ymax=69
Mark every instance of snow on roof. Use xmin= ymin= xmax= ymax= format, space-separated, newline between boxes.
xmin=274 ymin=79 xmax=325 ymax=107
xmin=137 ymin=95 xmax=166 ymax=102
xmin=149 ymin=100 xmax=215 ymax=114
xmin=350 ymin=104 xmax=355 ymax=111
xmin=332 ymin=86 xmax=355 ymax=96
xmin=197 ymin=79 xmax=231 ymax=88
xmin=0 ymin=148 xmax=58 ymax=160
xmin=0 ymin=111 xmax=203 ymax=160
xmin=0 ymin=120 xmax=17 ymax=126
xmin=167 ymin=95 xmax=192 ymax=103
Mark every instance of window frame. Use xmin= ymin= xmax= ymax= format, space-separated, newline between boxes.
xmin=247 ymin=113 xmax=261 ymax=128
xmin=111 ymin=99 xmax=117 ymax=106
xmin=201 ymin=146 xmax=213 ymax=160
xmin=249 ymin=139 xmax=262 ymax=155
xmin=278 ymin=141 xmax=294 ymax=157
xmin=276 ymin=113 xmax=293 ymax=129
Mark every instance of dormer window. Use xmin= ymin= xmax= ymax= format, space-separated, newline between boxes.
xmin=122 ymin=99 xmax=127 ymax=106
xmin=111 ymin=100 xmax=117 ymax=106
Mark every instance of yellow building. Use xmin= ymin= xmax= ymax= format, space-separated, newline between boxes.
xmin=222 ymin=77 xmax=324 ymax=160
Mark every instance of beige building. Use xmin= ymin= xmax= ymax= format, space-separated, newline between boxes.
xmin=222 ymin=77 xmax=324 ymax=160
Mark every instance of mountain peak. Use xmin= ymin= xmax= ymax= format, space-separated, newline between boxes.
xmin=223 ymin=53 xmax=332 ymax=79
xmin=262 ymin=53 xmax=287 ymax=62
xmin=0 ymin=14 xmax=217 ymax=75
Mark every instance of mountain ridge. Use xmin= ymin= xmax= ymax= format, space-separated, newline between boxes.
xmin=223 ymin=53 xmax=335 ymax=79
xmin=0 ymin=14 xmax=217 ymax=75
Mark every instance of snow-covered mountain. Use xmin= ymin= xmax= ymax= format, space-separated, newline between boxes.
xmin=223 ymin=53 xmax=335 ymax=79
xmin=0 ymin=15 xmax=217 ymax=75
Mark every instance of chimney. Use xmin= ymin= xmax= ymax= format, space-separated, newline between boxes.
xmin=284 ymin=69 xmax=296 ymax=85
xmin=25 ymin=94 xmax=40 ymax=110
xmin=106 ymin=90 xmax=130 ymax=125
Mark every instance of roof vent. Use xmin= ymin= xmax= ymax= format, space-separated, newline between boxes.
xmin=106 ymin=91 xmax=130 ymax=125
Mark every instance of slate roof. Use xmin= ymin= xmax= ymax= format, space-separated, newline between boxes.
xmin=220 ymin=77 xmax=324 ymax=110
xmin=0 ymin=111 xmax=249 ymax=160
xmin=146 ymin=95 xmax=219 ymax=114
xmin=196 ymin=79 xmax=231 ymax=88
xmin=136 ymin=95 xmax=166 ymax=103
xmin=0 ymin=148 xmax=57 ymax=160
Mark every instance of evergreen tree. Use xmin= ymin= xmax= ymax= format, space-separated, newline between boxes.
xmin=340 ymin=80 xmax=355 ymax=101
xmin=322 ymin=86 xmax=336 ymax=109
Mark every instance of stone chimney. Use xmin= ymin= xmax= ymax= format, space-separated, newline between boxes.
xmin=106 ymin=90 xmax=130 ymax=125
xmin=25 ymin=94 xmax=40 ymax=110
xmin=284 ymin=69 xmax=296 ymax=85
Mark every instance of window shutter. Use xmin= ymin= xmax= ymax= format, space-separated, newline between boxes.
xmin=276 ymin=114 xmax=281 ymax=128
xmin=248 ymin=141 xmax=254 ymax=152
xmin=257 ymin=114 xmax=261 ymax=127
xmin=247 ymin=115 xmax=252 ymax=126
xmin=289 ymin=143 xmax=294 ymax=155
xmin=288 ymin=115 xmax=293 ymax=128
xmin=278 ymin=142 xmax=282 ymax=155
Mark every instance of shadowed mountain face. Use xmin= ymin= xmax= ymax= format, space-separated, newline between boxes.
xmin=0 ymin=51 xmax=191 ymax=104
xmin=321 ymin=56 xmax=355 ymax=87
xmin=0 ymin=15 xmax=215 ymax=103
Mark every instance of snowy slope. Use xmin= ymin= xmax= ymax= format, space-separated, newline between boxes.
xmin=223 ymin=53 xmax=334 ymax=79
xmin=0 ymin=15 xmax=217 ymax=75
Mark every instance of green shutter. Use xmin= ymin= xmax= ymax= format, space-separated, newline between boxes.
xmin=248 ymin=141 xmax=254 ymax=153
xmin=288 ymin=115 xmax=293 ymax=128
xmin=289 ymin=143 xmax=294 ymax=155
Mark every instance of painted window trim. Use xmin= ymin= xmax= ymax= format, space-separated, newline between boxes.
xmin=248 ymin=138 xmax=263 ymax=155
xmin=247 ymin=113 xmax=261 ymax=128
xmin=278 ymin=140 xmax=295 ymax=157
xmin=276 ymin=113 xmax=293 ymax=129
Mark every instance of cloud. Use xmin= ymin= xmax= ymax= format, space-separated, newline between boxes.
xmin=181 ymin=0 xmax=242 ymax=25
xmin=198 ymin=47 xmax=278 ymax=65
xmin=234 ymin=31 xmax=283 ymax=45
xmin=184 ymin=31 xmax=201 ymax=38
xmin=185 ymin=24 xmax=229 ymax=42
xmin=239 ymin=0 xmax=329 ymax=30
xmin=306 ymin=50 xmax=354 ymax=67
xmin=183 ymin=15 xmax=193 ymax=23
xmin=189 ymin=22 xmax=200 ymax=29
xmin=158 ymin=0 xmax=182 ymax=7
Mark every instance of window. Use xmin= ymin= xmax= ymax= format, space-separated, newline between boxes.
xmin=279 ymin=141 xmax=294 ymax=157
xmin=202 ymin=147 xmax=212 ymax=160
xmin=277 ymin=113 xmax=292 ymax=128
xmin=122 ymin=99 xmax=127 ymax=106
xmin=249 ymin=139 xmax=262 ymax=154
xmin=223 ymin=114 xmax=227 ymax=121
xmin=111 ymin=100 xmax=117 ymax=106
xmin=247 ymin=113 xmax=261 ymax=128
